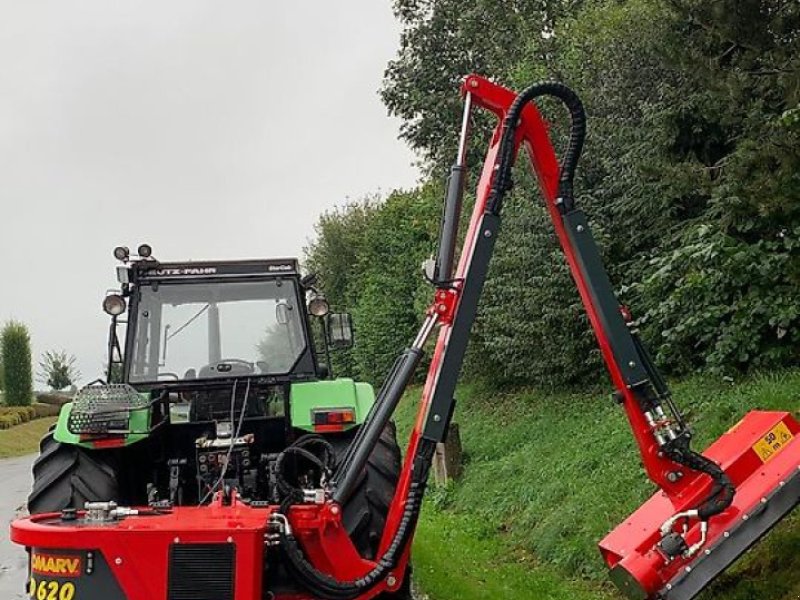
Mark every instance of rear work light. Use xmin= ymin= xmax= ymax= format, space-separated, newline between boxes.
xmin=312 ymin=408 xmax=356 ymax=432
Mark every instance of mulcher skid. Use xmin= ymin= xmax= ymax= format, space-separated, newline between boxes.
xmin=10 ymin=74 xmax=800 ymax=600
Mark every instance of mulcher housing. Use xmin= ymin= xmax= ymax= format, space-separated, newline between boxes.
xmin=12 ymin=75 xmax=800 ymax=600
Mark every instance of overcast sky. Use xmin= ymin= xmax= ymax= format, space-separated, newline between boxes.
xmin=0 ymin=1 xmax=419 ymax=385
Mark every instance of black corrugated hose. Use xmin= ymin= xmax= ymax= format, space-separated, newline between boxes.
xmin=280 ymin=440 xmax=436 ymax=600
xmin=665 ymin=435 xmax=736 ymax=520
xmin=487 ymin=80 xmax=587 ymax=215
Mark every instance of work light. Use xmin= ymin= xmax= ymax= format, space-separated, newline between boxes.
xmin=308 ymin=295 xmax=330 ymax=317
xmin=102 ymin=293 xmax=127 ymax=316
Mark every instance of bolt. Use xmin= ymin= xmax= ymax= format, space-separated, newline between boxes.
xmin=628 ymin=361 xmax=637 ymax=368
xmin=174 ymin=537 xmax=181 ymax=543
xmin=469 ymin=79 xmax=478 ymax=89
xmin=115 ymin=557 xmax=123 ymax=566
xmin=743 ymin=514 xmax=749 ymax=521
xmin=685 ymin=566 xmax=692 ymax=573
xmin=331 ymin=505 xmax=340 ymax=516
xmin=666 ymin=584 xmax=673 ymax=591
xmin=227 ymin=537 xmax=233 ymax=543
xmin=387 ymin=574 xmax=397 ymax=587
xmin=484 ymin=229 xmax=492 ymax=238
xmin=576 ymin=225 xmax=585 ymax=233
xmin=705 ymin=549 xmax=711 ymax=556
xmin=438 ymin=304 xmax=447 ymax=312
xmin=433 ymin=414 xmax=442 ymax=422
xmin=761 ymin=497 xmax=768 ymax=504
xmin=724 ymin=531 xmax=730 ymax=538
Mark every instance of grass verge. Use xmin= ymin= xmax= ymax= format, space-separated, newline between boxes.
xmin=412 ymin=508 xmax=616 ymax=600
xmin=0 ymin=417 xmax=56 ymax=459
xmin=396 ymin=370 xmax=800 ymax=599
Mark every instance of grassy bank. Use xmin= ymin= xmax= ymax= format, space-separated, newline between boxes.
xmin=396 ymin=370 xmax=800 ymax=599
xmin=0 ymin=417 xmax=56 ymax=459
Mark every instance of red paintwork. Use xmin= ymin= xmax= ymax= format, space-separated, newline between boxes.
xmin=10 ymin=75 xmax=799 ymax=600
xmin=600 ymin=411 xmax=800 ymax=596
xmin=12 ymin=493 xmax=395 ymax=599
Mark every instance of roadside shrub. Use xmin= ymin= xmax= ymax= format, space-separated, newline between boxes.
xmin=0 ymin=404 xmax=60 ymax=430
xmin=33 ymin=403 xmax=62 ymax=418
xmin=35 ymin=392 xmax=72 ymax=406
xmin=1 ymin=321 xmax=33 ymax=406
xmin=0 ymin=406 xmax=35 ymax=430
xmin=637 ymin=223 xmax=800 ymax=374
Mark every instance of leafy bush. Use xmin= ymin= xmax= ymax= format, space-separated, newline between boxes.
xmin=0 ymin=403 xmax=61 ymax=430
xmin=305 ymin=186 xmax=440 ymax=384
xmin=638 ymin=222 xmax=800 ymax=372
xmin=1 ymin=321 xmax=33 ymax=406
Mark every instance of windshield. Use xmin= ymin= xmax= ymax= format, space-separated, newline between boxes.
xmin=128 ymin=279 xmax=307 ymax=382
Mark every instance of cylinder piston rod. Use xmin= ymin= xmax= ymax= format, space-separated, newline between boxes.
xmin=434 ymin=92 xmax=473 ymax=284
xmin=331 ymin=313 xmax=439 ymax=504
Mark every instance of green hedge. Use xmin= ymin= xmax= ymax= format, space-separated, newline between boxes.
xmin=0 ymin=403 xmax=61 ymax=430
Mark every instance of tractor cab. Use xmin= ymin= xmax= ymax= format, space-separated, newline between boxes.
xmin=105 ymin=246 xmax=352 ymax=390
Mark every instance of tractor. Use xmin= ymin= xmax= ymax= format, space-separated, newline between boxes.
xmin=12 ymin=75 xmax=800 ymax=600
xmin=25 ymin=251 xmax=409 ymax=598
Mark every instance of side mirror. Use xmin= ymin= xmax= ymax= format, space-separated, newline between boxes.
xmin=327 ymin=313 xmax=354 ymax=350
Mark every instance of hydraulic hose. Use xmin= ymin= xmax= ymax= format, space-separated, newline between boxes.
xmin=488 ymin=81 xmax=587 ymax=215
xmin=280 ymin=440 xmax=436 ymax=600
xmin=664 ymin=435 xmax=736 ymax=520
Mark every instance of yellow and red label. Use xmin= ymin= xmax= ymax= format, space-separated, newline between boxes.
xmin=31 ymin=552 xmax=82 ymax=578
xmin=752 ymin=421 xmax=795 ymax=463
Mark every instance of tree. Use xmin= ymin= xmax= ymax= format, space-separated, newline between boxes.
xmin=0 ymin=350 xmax=5 ymax=391
xmin=377 ymin=0 xmax=800 ymax=383
xmin=305 ymin=185 xmax=441 ymax=384
xmin=1 ymin=321 xmax=33 ymax=406
xmin=39 ymin=350 xmax=81 ymax=391
xmin=304 ymin=198 xmax=381 ymax=378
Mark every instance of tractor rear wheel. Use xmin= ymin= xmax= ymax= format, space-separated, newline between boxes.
xmin=332 ymin=422 xmax=412 ymax=599
xmin=28 ymin=430 xmax=119 ymax=515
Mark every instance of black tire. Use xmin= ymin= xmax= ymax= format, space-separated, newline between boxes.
xmin=331 ymin=422 xmax=402 ymax=560
xmin=331 ymin=422 xmax=412 ymax=598
xmin=28 ymin=431 xmax=119 ymax=515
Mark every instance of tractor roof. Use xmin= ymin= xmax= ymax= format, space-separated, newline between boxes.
xmin=127 ymin=258 xmax=300 ymax=283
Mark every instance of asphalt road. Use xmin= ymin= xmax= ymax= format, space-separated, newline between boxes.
xmin=0 ymin=454 xmax=33 ymax=600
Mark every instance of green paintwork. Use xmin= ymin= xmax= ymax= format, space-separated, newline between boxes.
xmin=54 ymin=402 xmax=152 ymax=449
xmin=290 ymin=378 xmax=375 ymax=432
